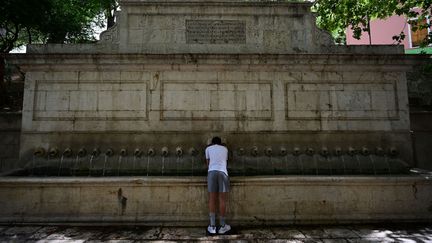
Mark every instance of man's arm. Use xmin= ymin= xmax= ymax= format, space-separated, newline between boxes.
xmin=206 ymin=159 xmax=210 ymax=168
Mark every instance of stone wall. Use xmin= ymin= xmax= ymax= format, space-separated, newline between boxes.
xmin=0 ymin=113 xmax=21 ymax=173
xmin=0 ymin=176 xmax=431 ymax=225
xmin=410 ymin=112 xmax=432 ymax=170
xmin=8 ymin=53 xmax=414 ymax=165
xmin=6 ymin=0 xmax=427 ymax=168
xmin=3 ymin=108 xmax=432 ymax=173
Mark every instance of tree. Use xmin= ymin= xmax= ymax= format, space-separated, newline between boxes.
xmin=313 ymin=0 xmax=432 ymax=46
xmin=0 ymin=0 xmax=118 ymax=108
xmin=0 ymin=0 xmax=118 ymax=53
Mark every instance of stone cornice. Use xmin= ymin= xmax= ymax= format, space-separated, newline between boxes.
xmin=120 ymin=0 xmax=313 ymax=8
xmin=4 ymin=53 xmax=429 ymax=72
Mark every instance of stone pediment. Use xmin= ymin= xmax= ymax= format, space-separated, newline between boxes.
xmin=112 ymin=0 xmax=334 ymax=54
xmin=29 ymin=0 xmax=340 ymax=54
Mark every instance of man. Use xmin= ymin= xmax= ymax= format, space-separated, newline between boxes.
xmin=205 ymin=136 xmax=231 ymax=235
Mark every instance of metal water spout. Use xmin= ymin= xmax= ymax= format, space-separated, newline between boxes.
xmin=134 ymin=148 xmax=143 ymax=157
xmin=251 ymin=146 xmax=259 ymax=157
xmin=375 ymin=147 xmax=384 ymax=156
xmin=306 ymin=147 xmax=315 ymax=156
xmin=148 ymin=148 xmax=155 ymax=157
xmin=361 ymin=147 xmax=370 ymax=156
xmin=105 ymin=148 xmax=114 ymax=157
xmin=63 ymin=148 xmax=72 ymax=157
xmin=91 ymin=148 xmax=101 ymax=157
xmin=33 ymin=147 xmax=46 ymax=157
xmin=120 ymin=149 xmax=127 ymax=157
xmin=320 ymin=147 xmax=329 ymax=156
xmin=280 ymin=147 xmax=287 ymax=156
xmin=293 ymin=147 xmax=301 ymax=156
xmin=49 ymin=147 xmax=59 ymax=158
xmin=238 ymin=148 xmax=245 ymax=156
xmin=264 ymin=147 xmax=272 ymax=156
xmin=334 ymin=147 xmax=342 ymax=156
xmin=78 ymin=148 xmax=87 ymax=157
xmin=161 ymin=147 xmax=169 ymax=157
xmin=389 ymin=147 xmax=398 ymax=157
xmin=189 ymin=147 xmax=198 ymax=156
xmin=348 ymin=147 xmax=356 ymax=156
xmin=176 ymin=147 xmax=183 ymax=157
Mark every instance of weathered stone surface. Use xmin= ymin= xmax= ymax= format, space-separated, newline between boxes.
xmin=0 ymin=176 xmax=431 ymax=225
xmin=1 ymin=0 xmax=426 ymax=227
xmin=25 ymin=0 xmax=406 ymax=55
xmin=0 ymin=113 xmax=21 ymax=172
xmin=7 ymin=53 xmax=415 ymax=164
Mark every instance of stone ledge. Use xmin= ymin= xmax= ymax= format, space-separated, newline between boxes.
xmin=0 ymin=175 xmax=431 ymax=225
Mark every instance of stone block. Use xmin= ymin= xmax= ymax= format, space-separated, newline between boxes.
xmin=79 ymin=71 xmax=100 ymax=81
xmin=120 ymin=71 xmax=148 ymax=81
xmin=217 ymin=72 xmax=260 ymax=81
xmin=101 ymin=72 xmax=121 ymax=81
xmin=44 ymin=91 xmax=70 ymax=111
xmin=371 ymin=91 xmax=397 ymax=111
xmin=162 ymin=71 xmax=218 ymax=81
xmin=69 ymin=91 xmax=98 ymax=111
xmin=37 ymin=82 xmax=78 ymax=91
xmin=44 ymin=72 xmax=79 ymax=81
xmin=336 ymin=91 xmax=371 ymax=111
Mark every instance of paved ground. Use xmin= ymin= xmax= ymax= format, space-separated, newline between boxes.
xmin=0 ymin=224 xmax=431 ymax=242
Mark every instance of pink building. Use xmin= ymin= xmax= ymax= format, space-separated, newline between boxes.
xmin=346 ymin=14 xmax=430 ymax=50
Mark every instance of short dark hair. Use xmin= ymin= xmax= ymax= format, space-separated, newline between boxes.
xmin=212 ymin=136 xmax=222 ymax=145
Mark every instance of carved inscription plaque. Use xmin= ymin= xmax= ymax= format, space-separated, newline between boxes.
xmin=186 ymin=20 xmax=246 ymax=44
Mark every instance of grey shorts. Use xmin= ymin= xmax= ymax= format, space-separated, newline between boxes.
xmin=207 ymin=171 xmax=230 ymax=192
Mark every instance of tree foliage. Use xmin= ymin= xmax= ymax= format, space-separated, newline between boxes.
xmin=0 ymin=0 xmax=118 ymax=53
xmin=313 ymin=0 xmax=432 ymax=46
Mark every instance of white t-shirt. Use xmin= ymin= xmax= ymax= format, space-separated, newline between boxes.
xmin=205 ymin=144 xmax=228 ymax=176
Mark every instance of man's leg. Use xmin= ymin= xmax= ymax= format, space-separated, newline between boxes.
xmin=209 ymin=192 xmax=218 ymax=214
xmin=208 ymin=171 xmax=218 ymax=227
xmin=217 ymin=172 xmax=231 ymax=233
xmin=218 ymin=192 xmax=227 ymax=225
xmin=209 ymin=192 xmax=217 ymax=226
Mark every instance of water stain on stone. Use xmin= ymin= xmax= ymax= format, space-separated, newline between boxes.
xmin=117 ymin=188 xmax=128 ymax=215
xmin=412 ymin=183 xmax=418 ymax=200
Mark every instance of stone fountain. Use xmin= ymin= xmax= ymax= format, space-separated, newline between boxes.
xmin=2 ymin=0 xmax=431 ymax=225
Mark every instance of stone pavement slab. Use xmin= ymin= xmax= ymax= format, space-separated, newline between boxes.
xmin=0 ymin=224 xmax=430 ymax=242
xmin=270 ymin=228 xmax=306 ymax=239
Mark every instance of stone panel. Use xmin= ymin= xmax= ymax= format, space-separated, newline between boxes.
xmin=0 ymin=176 xmax=431 ymax=224
xmin=286 ymin=82 xmax=399 ymax=120
xmin=33 ymin=81 xmax=148 ymax=121
xmin=161 ymin=82 xmax=273 ymax=120
xmin=186 ymin=20 xmax=246 ymax=44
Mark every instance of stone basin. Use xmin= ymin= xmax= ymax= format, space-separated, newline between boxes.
xmin=1 ymin=175 xmax=431 ymax=225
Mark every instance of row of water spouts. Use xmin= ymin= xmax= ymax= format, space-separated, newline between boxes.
xmin=238 ymin=146 xmax=397 ymax=157
xmin=33 ymin=147 xmax=199 ymax=158
xmin=32 ymin=146 xmax=398 ymax=158
xmin=32 ymin=147 xmax=199 ymax=177
xmin=29 ymin=146 xmax=401 ymax=176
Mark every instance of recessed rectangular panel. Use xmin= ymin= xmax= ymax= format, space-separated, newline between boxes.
xmin=33 ymin=81 xmax=148 ymax=121
xmin=285 ymin=82 xmax=399 ymax=120
xmin=161 ymin=81 xmax=272 ymax=120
